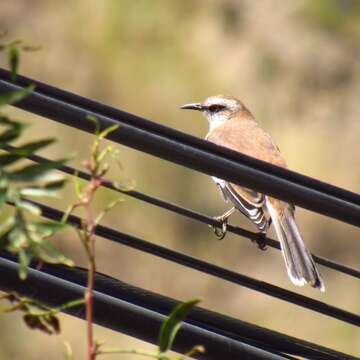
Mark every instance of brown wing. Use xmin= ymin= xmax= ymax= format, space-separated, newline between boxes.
xmin=219 ymin=180 xmax=269 ymax=232
xmin=207 ymin=113 xmax=288 ymax=226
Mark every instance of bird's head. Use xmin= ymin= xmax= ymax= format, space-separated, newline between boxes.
xmin=180 ymin=95 xmax=247 ymax=130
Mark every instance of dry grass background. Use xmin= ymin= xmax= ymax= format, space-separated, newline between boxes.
xmin=0 ymin=0 xmax=359 ymax=358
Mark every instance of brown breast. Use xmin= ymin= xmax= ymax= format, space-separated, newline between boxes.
xmin=206 ymin=111 xmax=287 ymax=169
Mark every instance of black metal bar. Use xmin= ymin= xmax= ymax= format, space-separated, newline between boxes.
xmin=1 ymin=252 xmax=355 ymax=360
xmin=11 ymin=147 xmax=359 ymax=280
xmin=43 ymin=262 xmax=358 ymax=360
xmin=23 ymin=200 xmax=360 ymax=327
xmin=0 ymin=255 xmax=291 ymax=360
xmin=0 ymin=69 xmax=359 ymax=227
xmin=0 ymin=69 xmax=358 ymax=358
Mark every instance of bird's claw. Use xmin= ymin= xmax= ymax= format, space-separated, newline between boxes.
xmin=254 ymin=233 xmax=268 ymax=251
xmin=210 ymin=216 xmax=228 ymax=240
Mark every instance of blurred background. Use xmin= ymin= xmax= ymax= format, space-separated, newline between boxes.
xmin=0 ymin=0 xmax=360 ymax=358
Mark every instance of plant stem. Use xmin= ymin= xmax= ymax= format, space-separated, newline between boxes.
xmin=71 ymin=128 xmax=119 ymax=360
xmin=85 ymin=202 xmax=96 ymax=360
xmin=86 ymin=252 xmax=95 ymax=360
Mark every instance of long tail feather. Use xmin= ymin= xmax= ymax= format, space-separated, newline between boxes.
xmin=266 ymin=200 xmax=325 ymax=291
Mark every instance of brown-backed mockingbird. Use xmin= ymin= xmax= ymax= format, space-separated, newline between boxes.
xmin=181 ymin=95 xmax=324 ymax=291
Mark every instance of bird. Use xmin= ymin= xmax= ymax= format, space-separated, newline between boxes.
xmin=180 ymin=95 xmax=325 ymax=291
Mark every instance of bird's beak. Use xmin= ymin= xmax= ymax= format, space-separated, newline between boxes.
xmin=180 ymin=103 xmax=203 ymax=111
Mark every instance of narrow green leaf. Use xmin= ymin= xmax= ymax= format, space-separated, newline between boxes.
xmin=95 ymin=197 xmax=123 ymax=226
xmin=63 ymin=341 xmax=74 ymax=360
xmin=0 ymin=216 xmax=15 ymax=237
xmin=20 ymin=179 xmax=66 ymax=198
xmin=73 ymin=172 xmax=84 ymax=198
xmin=16 ymin=200 xmax=41 ymax=216
xmin=43 ymin=179 xmax=67 ymax=190
xmin=0 ymin=153 xmax=25 ymax=167
xmin=61 ymin=205 xmax=76 ymax=224
xmin=110 ymin=148 xmax=123 ymax=170
xmin=0 ymin=221 xmax=16 ymax=248
xmin=0 ymin=121 xmax=25 ymax=146
xmin=9 ymin=44 xmax=19 ymax=81
xmin=0 ymin=114 xmax=16 ymax=125
xmin=98 ymin=124 xmax=120 ymax=140
xmin=18 ymin=249 xmax=32 ymax=280
xmin=0 ymin=139 xmax=55 ymax=167
xmin=33 ymin=171 xmax=66 ymax=184
xmin=31 ymin=221 xmax=70 ymax=237
xmin=8 ymin=227 xmax=27 ymax=250
xmin=8 ymin=159 xmax=67 ymax=182
xmin=15 ymin=138 xmax=56 ymax=153
xmin=86 ymin=114 xmax=100 ymax=135
xmin=20 ymin=187 xmax=59 ymax=198
xmin=34 ymin=240 xmax=74 ymax=267
xmin=96 ymin=145 xmax=112 ymax=163
xmin=0 ymin=186 xmax=7 ymax=211
xmin=158 ymin=299 xmax=200 ymax=353
xmin=0 ymin=85 xmax=34 ymax=108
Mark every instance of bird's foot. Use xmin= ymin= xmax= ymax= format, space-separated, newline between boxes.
xmin=210 ymin=215 xmax=229 ymax=240
xmin=253 ymin=232 xmax=268 ymax=251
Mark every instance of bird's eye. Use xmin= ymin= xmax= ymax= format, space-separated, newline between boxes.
xmin=208 ymin=105 xmax=225 ymax=113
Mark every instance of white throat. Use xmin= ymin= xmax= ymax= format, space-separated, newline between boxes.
xmin=204 ymin=113 xmax=228 ymax=132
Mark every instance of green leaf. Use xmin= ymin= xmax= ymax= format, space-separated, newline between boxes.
xmin=34 ymin=240 xmax=74 ymax=267
xmin=8 ymin=159 xmax=68 ymax=182
xmin=0 ymin=114 xmax=16 ymax=125
xmin=31 ymin=221 xmax=70 ymax=237
xmin=158 ymin=299 xmax=200 ymax=353
xmin=20 ymin=179 xmax=66 ymax=198
xmin=0 ymin=186 xmax=7 ymax=211
xmin=0 ymin=153 xmax=26 ymax=167
xmin=73 ymin=172 xmax=84 ymax=198
xmin=18 ymin=249 xmax=32 ymax=280
xmin=16 ymin=138 xmax=56 ymax=153
xmin=16 ymin=200 xmax=41 ymax=216
xmin=63 ymin=341 xmax=74 ymax=360
xmin=86 ymin=114 xmax=100 ymax=135
xmin=0 ymin=119 xmax=25 ymax=146
xmin=9 ymin=44 xmax=19 ymax=81
xmin=0 ymin=216 xmax=15 ymax=237
xmin=0 ymin=85 xmax=34 ymax=108
xmin=0 ymin=220 xmax=16 ymax=248
xmin=0 ymin=139 xmax=55 ymax=167
xmin=95 ymin=197 xmax=123 ymax=226
xmin=20 ymin=187 xmax=59 ymax=198
xmin=98 ymin=124 xmax=120 ymax=140
xmin=43 ymin=178 xmax=67 ymax=190
xmin=8 ymin=227 xmax=27 ymax=250
xmin=23 ymin=312 xmax=60 ymax=334
xmin=96 ymin=145 xmax=113 ymax=163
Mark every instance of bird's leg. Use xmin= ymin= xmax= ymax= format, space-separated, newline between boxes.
xmin=253 ymin=218 xmax=272 ymax=251
xmin=254 ymin=232 xmax=268 ymax=251
xmin=210 ymin=207 xmax=235 ymax=240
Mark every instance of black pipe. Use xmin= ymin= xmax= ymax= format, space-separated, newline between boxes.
xmin=8 ymin=146 xmax=359 ymax=280
xmin=20 ymin=201 xmax=360 ymax=327
xmin=34 ymin=259 xmax=360 ymax=360
xmin=0 ymin=255 xmax=291 ymax=360
xmin=0 ymin=69 xmax=359 ymax=227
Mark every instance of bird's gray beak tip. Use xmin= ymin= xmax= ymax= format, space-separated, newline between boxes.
xmin=180 ymin=103 xmax=203 ymax=111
